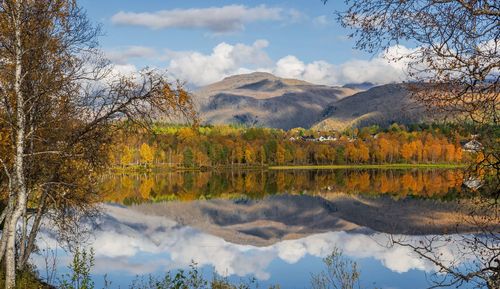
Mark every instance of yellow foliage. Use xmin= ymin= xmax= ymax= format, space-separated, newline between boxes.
xmin=121 ymin=146 xmax=134 ymax=165
xmin=139 ymin=143 xmax=154 ymax=164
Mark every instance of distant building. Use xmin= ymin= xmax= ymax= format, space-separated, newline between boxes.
xmin=298 ymin=135 xmax=338 ymax=142
xmin=318 ymin=136 xmax=337 ymax=142
xmin=463 ymin=140 xmax=482 ymax=153
xmin=301 ymin=135 xmax=316 ymax=142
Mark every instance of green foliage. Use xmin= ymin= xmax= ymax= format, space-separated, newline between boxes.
xmin=388 ymin=123 xmax=403 ymax=133
xmin=129 ymin=263 xmax=206 ymax=289
xmin=310 ymin=248 xmax=361 ymax=289
xmin=128 ymin=262 xmax=277 ymax=289
xmin=242 ymin=127 xmax=268 ymax=141
xmin=335 ymin=147 xmax=346 ymax=164
xmin=55 ymin=250 xmax=280 ymax=289
xmin=0 ymin=266 xmax=52 ymax=289
xmin=183 ymin=148 xmax=195 ymax=168
xmin=59 ymin=248 xmax=96 ymax=289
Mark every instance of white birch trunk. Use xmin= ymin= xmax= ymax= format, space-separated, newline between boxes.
xmin=5 ymin=0 xmax=27 ymax=287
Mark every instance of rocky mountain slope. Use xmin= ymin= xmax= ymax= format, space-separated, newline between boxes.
xmin=193 ymin=73 xmax=428 ymax=130
xmin=313 ymin=84 xmax=429 ymax=131
xmin=193 ymin=72 xmax=359 ymax=130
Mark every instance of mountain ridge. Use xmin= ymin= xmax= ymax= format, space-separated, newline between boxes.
xmin=192 ymin=73 xmax=428 ymax=130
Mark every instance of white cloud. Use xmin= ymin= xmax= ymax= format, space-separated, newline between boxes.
xmin=166 ymin=40 xmax=272 ymax=86
xmin=111 ymin=5 xmax=284 ymax=33
xmin=103 ymin=41 xmax=416 ymax=87
xmin=274 ymin=56 xmax=306 ymax=80
xmin=287 ymin=9 xmax=307 ymax=23
xmin=313 ymin=15 xmax=331 ymax=27
xmin=34 ymin=204 xmax=471 ymax=283
xmin=162 ymin=41 xmax=415 ymax=86
xmin=273 ymin=45 xmax=417 ymax=85
xmin=106 ymin=46 xmax=157 ymax=65
xmin=110 ymin=63 xmax=138 ymax=76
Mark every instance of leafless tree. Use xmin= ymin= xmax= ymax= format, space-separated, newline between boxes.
xmin=0 ymin=1 xmax=195 ymax=288
xmin=327 ymin=0 xmax=499 ymax=173
xmin=323 ymin=1 xmax=499 ymax=288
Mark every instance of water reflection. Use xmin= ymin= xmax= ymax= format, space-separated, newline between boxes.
xmin=32 ymin=169 xmax=492 ymax=288
xmin=34 ymin=204 xmax=476 ymax=289
xmin=102 ymin=169 xmax=465 ymax=204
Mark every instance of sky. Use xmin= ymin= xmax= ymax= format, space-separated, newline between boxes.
xmin=78 ymin=0 xmax=413 ymax=87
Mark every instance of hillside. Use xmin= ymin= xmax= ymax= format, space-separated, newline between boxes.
xmin=193 ymin=72 xmax=359 ymax=130
xmin=193 ymin=73 xmax=429 ymax=130
xmin=313 ymin=84 xmax=429 ymax=131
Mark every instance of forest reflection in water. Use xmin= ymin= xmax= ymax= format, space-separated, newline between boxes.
xmin=101 ymin=168 xmax=466 ymax=205
xmin=33 ymin=168 xmax=497 ymax=289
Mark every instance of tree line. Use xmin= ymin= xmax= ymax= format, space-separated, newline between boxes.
xmin=109 ymin=123 xmax=470 ymax=169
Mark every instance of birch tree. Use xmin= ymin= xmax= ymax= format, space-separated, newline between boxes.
xmin=0 ymin=1 xmax=195 ymax=287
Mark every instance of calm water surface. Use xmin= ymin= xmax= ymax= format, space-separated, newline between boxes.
xmin=35 ymin=169 xmax=481 ymax=289
xmin=102 ymin=168 xmax=466 ymax=204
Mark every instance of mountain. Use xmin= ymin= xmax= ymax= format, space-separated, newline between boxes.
xmin=342 ymin=82 xmax=375 ymax=91
xmin=193 ymin=73 xmax=428 ymax=130
xmin=313 ymin=84 xmax=428 ymax=131
xmin=193 ymin=72 xmax=359 ymax=130
xmin=130 ymin=194 xmax=480 ymax=247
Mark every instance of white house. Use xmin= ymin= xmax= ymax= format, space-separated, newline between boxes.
xmin=463 ymin=140 xmax=482 ymax=153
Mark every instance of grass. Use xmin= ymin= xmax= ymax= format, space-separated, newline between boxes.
xmin=110 ymin=164 xmax=269 ymax=174
xmin=0 ymin=268 xmax=54 ymax=289
xmin=268 ymin=163 xmax=467 ymax=170
xmin=110 ymin=163 xmax=466 ymax=173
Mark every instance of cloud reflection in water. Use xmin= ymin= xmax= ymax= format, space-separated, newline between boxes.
xmin=34 ymin=204 xmax=459 ymax=282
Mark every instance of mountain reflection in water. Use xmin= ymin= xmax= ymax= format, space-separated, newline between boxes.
xmin=31 ymin=169 xmax=489 ymax=288
xmin=34 ymin=198 xmax=479 ymax=289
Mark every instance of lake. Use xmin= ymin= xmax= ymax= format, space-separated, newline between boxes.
xmin=102 ymin=168 xmax=466 ymax=204
xmin=34 ymin=169 xmax=493 ymax=288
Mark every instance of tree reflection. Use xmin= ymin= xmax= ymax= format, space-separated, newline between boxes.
xmin=389 ymin=181 xmax=499 ymax=289
xmin=101 ymin=169 xmax=467 ymax=204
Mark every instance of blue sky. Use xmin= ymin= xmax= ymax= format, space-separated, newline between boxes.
xmin=78 ymin=1 xmax=412 ymax=87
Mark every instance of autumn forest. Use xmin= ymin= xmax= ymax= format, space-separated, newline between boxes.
xmin=109 ymin=123 xmax=471 ymax=170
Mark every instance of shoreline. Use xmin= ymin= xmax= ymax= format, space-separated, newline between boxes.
xmin=269 ymin=164 xmax=466 ymax=170
xmin=110 ymin=163 xmax=466 ymax=173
